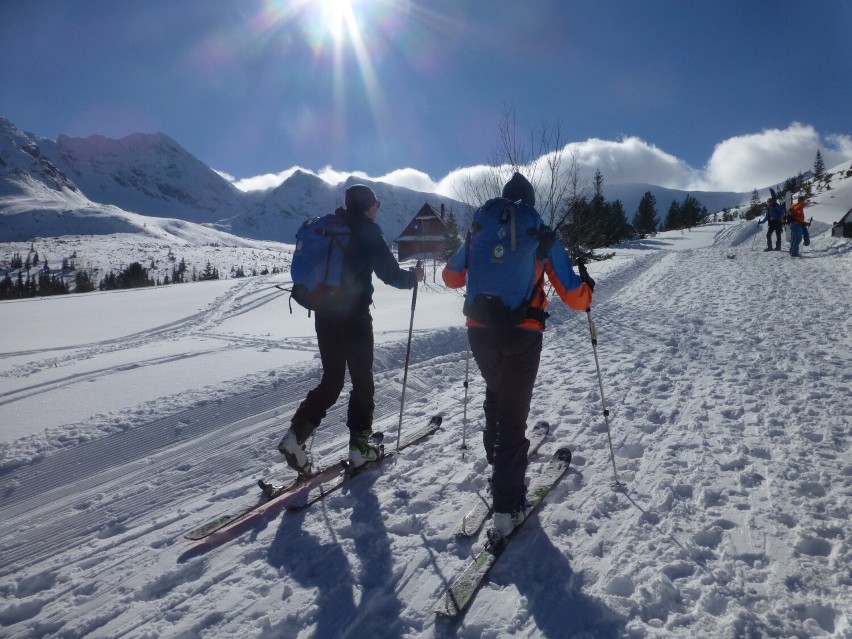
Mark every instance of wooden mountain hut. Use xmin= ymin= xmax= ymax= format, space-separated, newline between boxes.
xmin=832 ymin=207 xmax=852 ymax=238
xmin=395 ymin=203 xmax=450 ymax=261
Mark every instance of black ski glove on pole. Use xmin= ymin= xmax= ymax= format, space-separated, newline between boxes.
xmin=576 ymin=259 xmax=596 ymax=292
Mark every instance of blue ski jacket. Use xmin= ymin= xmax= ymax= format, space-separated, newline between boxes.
xmin=758 ymin=203 xmax=785 ymax=225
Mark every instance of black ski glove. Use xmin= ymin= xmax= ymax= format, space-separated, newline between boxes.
xmin=576 ymin=259 xmax=595 ymax=292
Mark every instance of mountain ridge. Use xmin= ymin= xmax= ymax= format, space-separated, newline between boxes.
xmin=0 ymin=115 xmax=797 ymax=245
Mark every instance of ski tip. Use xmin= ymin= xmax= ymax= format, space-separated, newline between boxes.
xmin=532 ymin=420 xmax=550 ymax=433
xmin=554 ymin=447 xmax=572 ymax=463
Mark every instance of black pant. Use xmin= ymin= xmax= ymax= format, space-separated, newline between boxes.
xmin=468 ymin=327 xmax=543 ymax=514
xmin=292 ymin=310 xmax=375 ymax=441
xmin=766 ymin=220 xmax=782 ymax=249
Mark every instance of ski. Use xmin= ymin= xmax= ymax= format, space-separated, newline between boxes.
xmin=435 ymin=447 xmax=572 ymax=619
xmin=784 ymin=190 xmax=793 ymax=243
xmin=453 ymin=421 xmax=550 ymax=538
xmin=183 ymin=463 xmax=343 ymax=540
xmin=286 ymin=414 xmax=443 ymax=511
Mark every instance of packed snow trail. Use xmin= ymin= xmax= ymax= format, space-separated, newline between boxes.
xmin=510 ymin=232 xmax=851 ymax=638
xmin=0 ymin=223 xmax=849 ymax=638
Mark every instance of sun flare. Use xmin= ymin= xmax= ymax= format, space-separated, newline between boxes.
xmin=319 ymin=0 xmax=357 ymax=41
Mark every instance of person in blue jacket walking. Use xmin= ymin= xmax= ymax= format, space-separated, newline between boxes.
xmin=757 ymin=196 xmax=785 ymax=251
xmin=278 ymin=185 xmax=425 ymax=474
xmin=442 ymin=173 xmax=594 ymax=545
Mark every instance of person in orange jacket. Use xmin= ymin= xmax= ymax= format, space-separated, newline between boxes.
xmin=788 ymin=195 xmax=810 ymax=257
xmin=442 ymin=172 xmax=593 ymax=544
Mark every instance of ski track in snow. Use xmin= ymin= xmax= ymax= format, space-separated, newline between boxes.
xmin=1 ymin=222 xmax=851 ymax=638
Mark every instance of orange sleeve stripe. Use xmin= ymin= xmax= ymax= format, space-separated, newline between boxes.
xmin=545 ymin=262 xmax=592 ymax=311
xmin=442 ymin=268 xmax=466 ymax=288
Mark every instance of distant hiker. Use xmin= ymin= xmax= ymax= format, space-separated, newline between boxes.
xmin=757 ymin=197 xmax=784 ymax=251
xmin=278 ymin=185 xmax=425 ymax=474
xmin=788 ymin=196 xmax=810 ymax=257
xmin=442 ymin=172 xmax=594 ymax=545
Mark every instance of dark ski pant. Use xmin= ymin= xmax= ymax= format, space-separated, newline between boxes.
xmin=291 ymin=310 xmax=374 ymax=442
xmin=766 ymin=220 xmax=782 ymax=249
xmin=468 ymin=326 xmax=543 ymax=514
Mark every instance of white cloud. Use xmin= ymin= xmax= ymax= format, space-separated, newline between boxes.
xmin=230 ymin=167 xmax=309 ymax=192
xmin=566 ymin=136 xmax=700 ymax=189
xmin=701 ymin=123 xmax=822 ymax=192
xmin=315 ymin=165 xmax=370 ymax=186
xmin=212 ymin=168 xmax=235 ymax=182
xmin=226 ymin=124 xmax=852 ymax=197
xmin=823 ymin=133 xmax=852 ymax=168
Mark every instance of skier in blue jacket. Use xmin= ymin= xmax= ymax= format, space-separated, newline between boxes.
xmin=757 ymin=197 xmax=785 ymax=251
xmin=278 ymin=185 xmax=424 ymax=474
xmin=443 ymin=173 xmax=593 ymax=545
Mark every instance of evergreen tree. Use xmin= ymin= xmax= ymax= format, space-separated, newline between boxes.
xmin=107 ymin=262 xmax=154 ymax=289
xmin=600 ymin=199 xmax=631 ymax=245
xmin=745 ymin=189 xmax=763 ymax=220
xmin=663 ymin=200 xmax=682 ymax=231
xmin=632 ymin=191 xmax=659 ymax=236
xmin=662 ymin=195 xmax=708 ymax=230
xmin=813 ymin=150 xmax=826 ymax=182
xmin=200 ymin=262 xmax=219 ymax=281
xmin=74 ymin=270 xmax=95 ymax=293
xmin=442 ymin=210 xmax=462 ymax=260
xmin=0 ymin=273 xmax=13 ymax=300
xmin=681 ymin=195 xmax=708 ymax=227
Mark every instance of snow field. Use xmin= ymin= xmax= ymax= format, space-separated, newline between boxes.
xmin=0 ymin=218 xmax=850 ymax=638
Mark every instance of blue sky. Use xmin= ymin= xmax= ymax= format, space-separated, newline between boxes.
xmin=2 ymin=0 xmax=850 ymax=195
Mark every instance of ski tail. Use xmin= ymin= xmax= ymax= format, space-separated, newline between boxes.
xmin=183 ymin=468 xmax=334 ymax=541
xmin=435 ymin=446 xmax=572 ymax=618
xmin=454 ymin=420 xmax=550 ymax=538
xmin=286 ymin=414 xmax=443 ymax=512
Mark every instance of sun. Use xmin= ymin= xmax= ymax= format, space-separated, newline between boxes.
xmin=318 ymin=0 xmax=359 ymax=43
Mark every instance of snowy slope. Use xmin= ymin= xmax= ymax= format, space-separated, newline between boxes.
xmin=38 ymin=132 xmax=244 ymax=224
xmin=1 ymin=116 xmax=465 ymax=245
xmin=1 ymin=200 xmax=850 ymax=638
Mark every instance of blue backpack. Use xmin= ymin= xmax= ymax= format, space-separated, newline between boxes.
xmin=290 ymin=214 xmax=354 ymax=314
xmin=463 ymin=198 xmax=551 ymax=327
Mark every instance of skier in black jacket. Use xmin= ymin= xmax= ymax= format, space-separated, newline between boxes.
xmin=278 ymin=185 xmax=425 ymax=473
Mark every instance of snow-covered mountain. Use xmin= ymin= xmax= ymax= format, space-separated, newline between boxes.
xmin=2 ymin=115 xmax=782 ymax=248
xmin=0 ymin=116 xmax=463 ymax=245
xmin=221 ymin=170 xmax=462 ymax=244
xmin=0 ymin=118 xmax=80 ymax=197
xmin=38 ymin=130 xmax=245 ymax=224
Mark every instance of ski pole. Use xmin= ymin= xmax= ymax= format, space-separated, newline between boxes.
xmin=396 ymin=261 xmax=421 ymax=451
xmin=583 ymin=306 xmax=627 ymax=491
xmin=461 ymin=342 xmax=471 ymax=457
